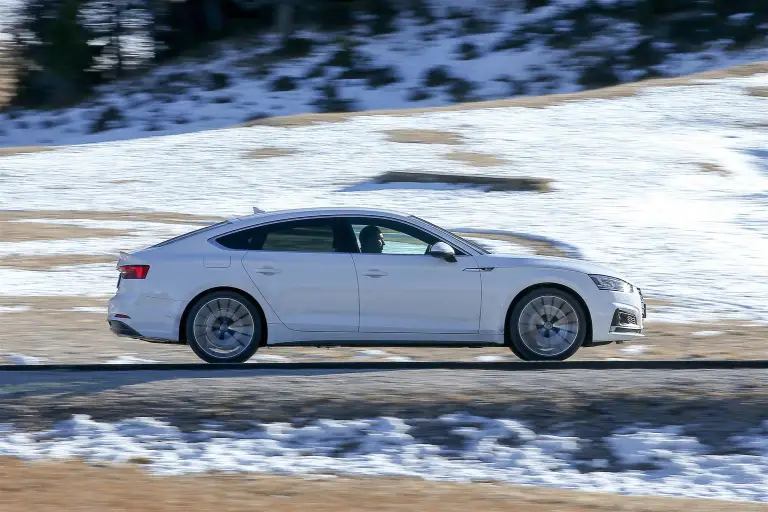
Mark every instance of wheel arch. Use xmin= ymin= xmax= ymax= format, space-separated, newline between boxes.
xmin=178 ymin=286 xmax=268 ymax=347
xmin=503 ymin=283 xmax=593 ymax=347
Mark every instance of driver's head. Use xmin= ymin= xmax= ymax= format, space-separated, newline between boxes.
xmin=359 ymin=225 xmax=384 ymax=254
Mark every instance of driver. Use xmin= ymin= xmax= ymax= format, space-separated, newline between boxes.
xmin=359 ymin=225 xmax=385 ymax=254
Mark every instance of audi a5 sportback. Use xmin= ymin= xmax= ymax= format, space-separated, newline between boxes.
xmin=108 ymin=208 xmax=646 ymax=363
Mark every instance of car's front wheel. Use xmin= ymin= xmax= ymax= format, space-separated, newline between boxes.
xmin=185 ymin=291 xmax=262 ymax=363
xmin=507 ymin=288 xmax=587 ymax=361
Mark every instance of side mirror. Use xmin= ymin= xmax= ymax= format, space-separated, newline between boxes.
xmin=429 ymin=242 xmax=457 ymax=262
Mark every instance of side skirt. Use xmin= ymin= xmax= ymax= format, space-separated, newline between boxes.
xmin=269 ymin=340 xmax=505 ymax=348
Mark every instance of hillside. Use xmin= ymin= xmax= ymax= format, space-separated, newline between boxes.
xmin=1 ymin=65 xmax=767 ymax=326
xmin=1 ymin=0 xmax=767 ymax=147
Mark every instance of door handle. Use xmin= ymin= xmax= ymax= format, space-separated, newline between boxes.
xmin=362 ymin=269 xmax=388 ymax=278
xmin=252 ymin=267 xmax=281 ymax=275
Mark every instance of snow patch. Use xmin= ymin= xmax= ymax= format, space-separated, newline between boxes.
xmin=1 ymin=414 xmax=767 ymax=502
xmin=105 ymin=355 xmax=160 ymax=365
xmin=6 ymin=354 xmax=44 ymax=365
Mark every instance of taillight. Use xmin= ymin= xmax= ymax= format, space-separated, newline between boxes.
xmin=119 ymin=265 xmax=150 ymax=279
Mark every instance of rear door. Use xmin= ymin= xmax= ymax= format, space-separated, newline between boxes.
xmin=234 ymin=218 xmax=359 ymax=332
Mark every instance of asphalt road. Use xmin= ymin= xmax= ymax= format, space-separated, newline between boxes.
xmin=1 ymin=367 xmax=766 ymax=449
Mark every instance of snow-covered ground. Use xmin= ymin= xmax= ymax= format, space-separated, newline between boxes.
xmin=1 ymin=0 xmax=766 ymax=147
xmin=1 ymin=413 xmax=767 ymax=502
xmin=2 ymin=72 xmax=767 ymax=323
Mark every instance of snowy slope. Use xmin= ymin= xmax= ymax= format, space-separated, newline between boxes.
xmin=2 ymin=413 xmax=768 ymax=502
xmin=1 ymin=0 xmax=767 ymax=147
xmin=1 ymin=71 xmax=767 ymax=324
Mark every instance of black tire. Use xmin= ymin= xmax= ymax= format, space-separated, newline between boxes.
xmin=507 ymin=287 xmax=587 ymax=361
xmin=185 ymin=290 xmax=263 ymax=363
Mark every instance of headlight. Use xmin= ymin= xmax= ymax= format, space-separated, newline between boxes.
xmin=589 ymin=274 xmax=633 ymax=293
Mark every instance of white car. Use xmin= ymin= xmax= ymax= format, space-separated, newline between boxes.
xmin=108 ymin=208 xmax=645 ymax=363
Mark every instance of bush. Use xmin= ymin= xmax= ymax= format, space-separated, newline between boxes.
xmin=365 ymin=0 xmax=398 ymax=35
xmin=213 ymin=96 xmax=233 ymax=103
xmin=208 ymin=72 xmax=230 ymax=91
xmin=313 ymin=83 xmax=357 ymax=113
xmin=366 ymin=66 xmax=400 ymax=88
xmin=577 ymin=61 xmax=621 ymax=90
xmin=275 ymin=37 xmax=314 ymax=59
xmin=271 ymin=76 xmax=298 ymax=92
xmin=423 ymin=66 xmax=453 ymax=87
xmin=304 ymin=64 xmax=325 ymax=79
xmin=456 ymin=41 xmax=481 ymax=60
xmin=407 ymin=88 xmax=432 ymax=102
xmin=459 ymin=14 xmax=497 ymax=35
xmin=408 ymin=0 xmax=435 ymax=25
xmin=89 ymin=105 xmax=124 ymax=133
xmin=326 ymin=47 xmax=361 ymax=68
xmin=447 ymin=78 xmax=476 ymax=102
xmin=493 ymin=32 xmax=530 ymax=51
xmin=523 ymin=0 xmax=550 ymax=12
xmin=243 ymin=112 xmax=270 ymax=123
xmin=629 ymin=39 xmax=664 ymax=68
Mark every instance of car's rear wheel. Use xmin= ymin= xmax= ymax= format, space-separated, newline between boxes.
xmin=186 ymin=291 xmax=262 ymax=363
xmin=507 ymin=288 xmax=587 ymax=361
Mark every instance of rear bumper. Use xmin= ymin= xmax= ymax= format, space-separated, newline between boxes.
xmin=108 ymin=292 xmax=184 ymax=342
xmin=108 ymin=320 xmax=143 ymax=338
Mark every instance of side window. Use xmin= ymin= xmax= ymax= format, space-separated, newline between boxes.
xmin=215 ymin=219 xmax=338 ymax=252
xmin=261 ymin=220 xmax=336 ymax=252
xmin=349 ymin=218 xmax=441 ymax=256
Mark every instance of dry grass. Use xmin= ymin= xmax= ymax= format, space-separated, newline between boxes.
xmin=0 ymin=254 xmax=117 ymax=271
xmin=698 ymin=162 xmax=731 ymax=176
xmin=0 ymin=221 xmax=128 ymax=243
xmin=382 ymin=129 xmax=465 ymax=145
xmin=0 ymin=458 xmax=760 ymax=512
xmin=372 ymin=171 xmax=553 ymax=192
xmin=0 ymin=210 xmax=226 ymax=225
xmin=0 ymin=146 xmax=57 ymax=157
xmin=455 ymin=231 xmax=566 ymax=258
xmin=244 ymin=62 xmax=768 ymax=128
xmin=245 ymin=147 xmax=298 ymax=159
xmin=446 ymin=150 xmax=507 ymax=167
xmin=1 ymin=294 xmax=768 ymax=364
xmin=748 ymin=87 xmax=768 ymax=98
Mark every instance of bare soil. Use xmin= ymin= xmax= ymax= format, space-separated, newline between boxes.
xmin=0 ymin=254 xmax=117 ymax=270
xmin=245 ymin=62 xmax=768 ymax=128
xmin=697 ymin=162 xmax=731 ymax=176
xmin=0 ymin=295 xmax=766 ymax=364
xmin=382 ymin=129 xmax=465 ymax=145
xmin=2 ymin=459 xmax=761 ymax=512
xmin=0 ymin=146 xmax=58 ymax=157
xmin=0 ymin=210 xmax=226 ymax=225
xmin=0 ymin=221 xmax=128 ymax=243
xmin=445 ymin=150 xmax=508 ymax=167
xmin=244 ymin=147 xmax=298 ymax=159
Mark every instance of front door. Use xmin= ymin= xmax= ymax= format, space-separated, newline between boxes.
xmin=241 ymin=218 xmax=359 ymax=332
xmin=347 ymin=218 xmax=482 ymax=334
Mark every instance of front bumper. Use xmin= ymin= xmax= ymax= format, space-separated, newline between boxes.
xmin=589 ymin=286 xmax=646 ymax=343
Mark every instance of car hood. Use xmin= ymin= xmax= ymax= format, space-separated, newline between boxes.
xmin=475 ymin=254 xmax=632 ymax=282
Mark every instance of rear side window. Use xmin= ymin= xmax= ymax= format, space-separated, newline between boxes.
xmin=152 ymin=221 xmax=231 ymax=248
xmin=216 ymin=219 xmax=338 ymax=252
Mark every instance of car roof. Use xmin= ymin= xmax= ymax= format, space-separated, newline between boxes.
xmin=231 ymin=207 xmax=414 ymax=225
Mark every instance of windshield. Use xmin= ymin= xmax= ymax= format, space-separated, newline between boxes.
xmin=410 ymin=215 xmax=489 ymax=255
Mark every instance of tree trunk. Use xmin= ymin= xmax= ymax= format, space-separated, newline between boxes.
xmin=275 ymin=0 xmax=295 ymax=43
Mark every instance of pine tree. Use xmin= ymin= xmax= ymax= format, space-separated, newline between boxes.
xmin=11 ymin=0 xmax=98 ymax=107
